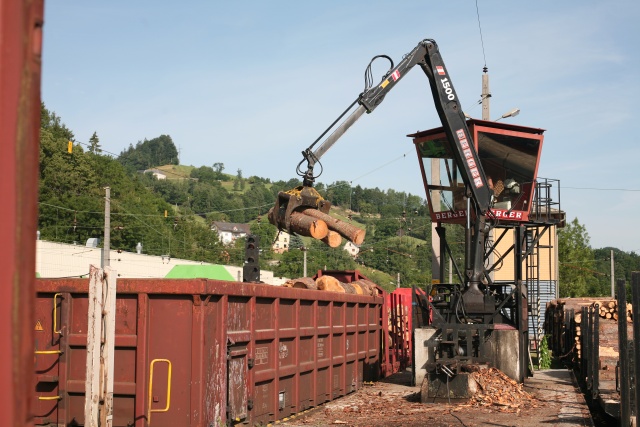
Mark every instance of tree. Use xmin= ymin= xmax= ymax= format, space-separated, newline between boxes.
xmin=190 ymin=166 xmax=217 ymax=185
xmin=289 ymin=233 xmax=304 ymax=250
xmin=233 ymin=169 xmax=243 ymax=191
xmin=213 ymin=162 xmax=225 ymax=173
xmin=88 ymin=131 xmax=102 ymax=154
xmin=118 ymin=134 xmax=179 ymax=171
xmin=558 ymin=218 xmax=598 ymax=297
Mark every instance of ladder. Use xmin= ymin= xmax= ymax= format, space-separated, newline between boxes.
xmin=525 ymin=228 xmax=542 ymax=367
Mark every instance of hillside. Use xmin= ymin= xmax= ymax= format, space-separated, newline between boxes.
xmin=40 ymin=105 xmax=640 ymax=295
xmin=38 ymin=106 xmax=438 ymax=291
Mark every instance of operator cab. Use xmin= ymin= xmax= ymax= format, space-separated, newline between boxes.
xmin=410 ymin=119 xmax=545 ymax=224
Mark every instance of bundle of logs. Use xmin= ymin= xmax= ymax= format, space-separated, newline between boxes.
xmin=282 ymin=276 xmax=379 ymax=296
xmin=268 ymin=207 xmax=366 ymax=248
xmin=597 ymin=300 xmax=633 ymax=322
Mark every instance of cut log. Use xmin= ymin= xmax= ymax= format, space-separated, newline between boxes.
xmin=341 ymin=282 xmax=357 ymax=294
xmin=288 ymin=211 xmax=329 ymax=239
xmin=613 ymin=312 xmax=619 ymax=321
xmin=605 ymin=312 xmax=612 ymax=319
xmin=299 ymin=208 xmax=366 ymax=245
xmin=291 ymin=277 xmax=317 ymax=290
xmin=321 ymin=230 xmax=342 ymax=248
xmin=316 ymin=275 xmax=345 ymax=293
xmin=351 ymin=282 xmax=364 ymax=295
xmin=608 ymin=301 xmax=616 ymax=309
xmin=352 ymin=279 xmax=379 ymax=296
xmin=268 ymin=207 xmax=329 ymax=239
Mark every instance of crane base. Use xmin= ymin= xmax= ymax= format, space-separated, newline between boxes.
xmin=420 ymin=372 xmax=480 ymax=402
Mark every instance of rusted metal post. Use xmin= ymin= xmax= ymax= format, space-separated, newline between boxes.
xmin=617 ymin=279 xmax=630 ymax=427
xmin=586 ymin=305 xmax=593 ymax=391
xmin=0 ymin=1 xmax=43 ymax=425
xmin=580 ymin=306 xmax=588 ymax=381
xmin=631 ymin=272 xmax=640 ymax=425
xmin=592 ymin=303 xmax=599 ymax=398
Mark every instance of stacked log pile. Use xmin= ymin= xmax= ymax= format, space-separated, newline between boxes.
xmin=546 ymin=297 xmax=634 ymax=371
xmin=268 ymin=207 xmax=366 ymax=247
xmin=282 ymin=275 xmax=379 ymax=296
xmin=598 ymin=300 xmax=633 ymax=322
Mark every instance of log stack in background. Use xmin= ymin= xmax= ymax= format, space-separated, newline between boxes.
xmin=597 ymin=299 xmax=633 ymax=322
xmin=546 ymin=297 xmax=633 ymax=370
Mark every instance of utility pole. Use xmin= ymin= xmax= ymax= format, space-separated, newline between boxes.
xmin=482 ymin=67 xmax=490 ymax=120
xmin=103 ymin=187 xmax=110 ymax=268
xmin=302 ymin=247 xmax=307 ymax=277
xmin=611 ymin=249 xmax=615 ymax=297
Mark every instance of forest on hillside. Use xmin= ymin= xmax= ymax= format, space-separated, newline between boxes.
xmin=38 ymin=104 xmax=640 ymax=295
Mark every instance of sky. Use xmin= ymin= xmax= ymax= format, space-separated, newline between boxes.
xmin=42 ymin=1 xmax=640 ymax=252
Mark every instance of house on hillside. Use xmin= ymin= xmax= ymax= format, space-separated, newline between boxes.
xmin=143 ymin=168 xmax=167 ymax=180
xmin=211 ymin=221 xmax=251 ymax=245
xmin=272 ymin=231 xmax=290 ymax=254
xmin=344 ymin=241 xmax=360 ymax=257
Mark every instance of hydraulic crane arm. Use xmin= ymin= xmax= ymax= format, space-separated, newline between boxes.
xmin=298 ymin=38 xmax=493 ymax=213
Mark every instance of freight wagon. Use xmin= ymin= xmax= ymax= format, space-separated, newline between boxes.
xmin=34 ymin=272 xmax=408 ymax=426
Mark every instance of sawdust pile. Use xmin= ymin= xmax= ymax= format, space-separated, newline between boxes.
xmin=467 ymin=368 xmax=541 ymax=413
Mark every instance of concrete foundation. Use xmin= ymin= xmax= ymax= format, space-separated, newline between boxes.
xmin=480 ymin=328 xmax=521 ymax=382
xmin=414 ymin=326 xmax=522 ymax=400
xmin=421 ymin=372 xmax=479 ymax=402
xmin=413 ymin=327 xmax=438 ymax=387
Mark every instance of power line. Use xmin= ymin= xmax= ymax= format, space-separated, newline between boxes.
xmin=475 ymin=0 xmax=488 ymax=68
xmin=563 ymin=186 xmax=640 ymax=192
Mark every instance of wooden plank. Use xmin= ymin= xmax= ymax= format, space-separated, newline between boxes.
xmin=85 ymin=265 xmax=103 ymax=427
xmin=101 ymin=267 xmax=117 ymax=427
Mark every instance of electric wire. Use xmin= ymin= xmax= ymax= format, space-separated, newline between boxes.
xmin=475 ymin=0 xmax=488 ymax=69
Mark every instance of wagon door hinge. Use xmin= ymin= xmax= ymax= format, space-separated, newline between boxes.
xmin=226 ymin=337 xmax=236 ymax=359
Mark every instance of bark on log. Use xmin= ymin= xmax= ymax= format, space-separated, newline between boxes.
xmin=352 ymin=279 xmax=379 ymax=296
xmin=316 ymin=276 xmax=345 ymax=293
xmin=351 ymin=282 xmax=364 ymax=295
xmin=341 ymin=282 xmax=357 ymax=294
xmin=291 ymin=277 xmax=317 ymax=290
xmin=288 ymin=211 xmax=329 ymax=239
xmin=321 ymin=230 xmax=342 ymax=248
xmin=299 ymin=208 xmax=366 ymax=245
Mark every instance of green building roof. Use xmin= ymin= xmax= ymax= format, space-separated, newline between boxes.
xmin=164 ymin=264 xmax=235 ymax=281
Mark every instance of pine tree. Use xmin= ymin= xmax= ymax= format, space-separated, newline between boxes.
xmin=88 ymin=131 xmax=102 ymax=154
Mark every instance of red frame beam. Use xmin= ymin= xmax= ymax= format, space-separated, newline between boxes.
xmin=0 ymin=0 xmax=44 ymax=425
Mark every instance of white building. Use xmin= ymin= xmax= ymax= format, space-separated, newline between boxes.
xmin=272 ymin=231 xmax=290 ymax=253
xmin=210 ymin=221 xmax=251 ymax=245
xmin=344 ymin=241 xmax=360 ymax=257
xmin=143 ymin=168 xmax=167 ymax=180
xmin=35 ymin=240 xmax=287 ymax=285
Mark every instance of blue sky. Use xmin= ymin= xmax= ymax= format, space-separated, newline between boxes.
xmin=42 ymin=1 xmax=640 ymax=251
